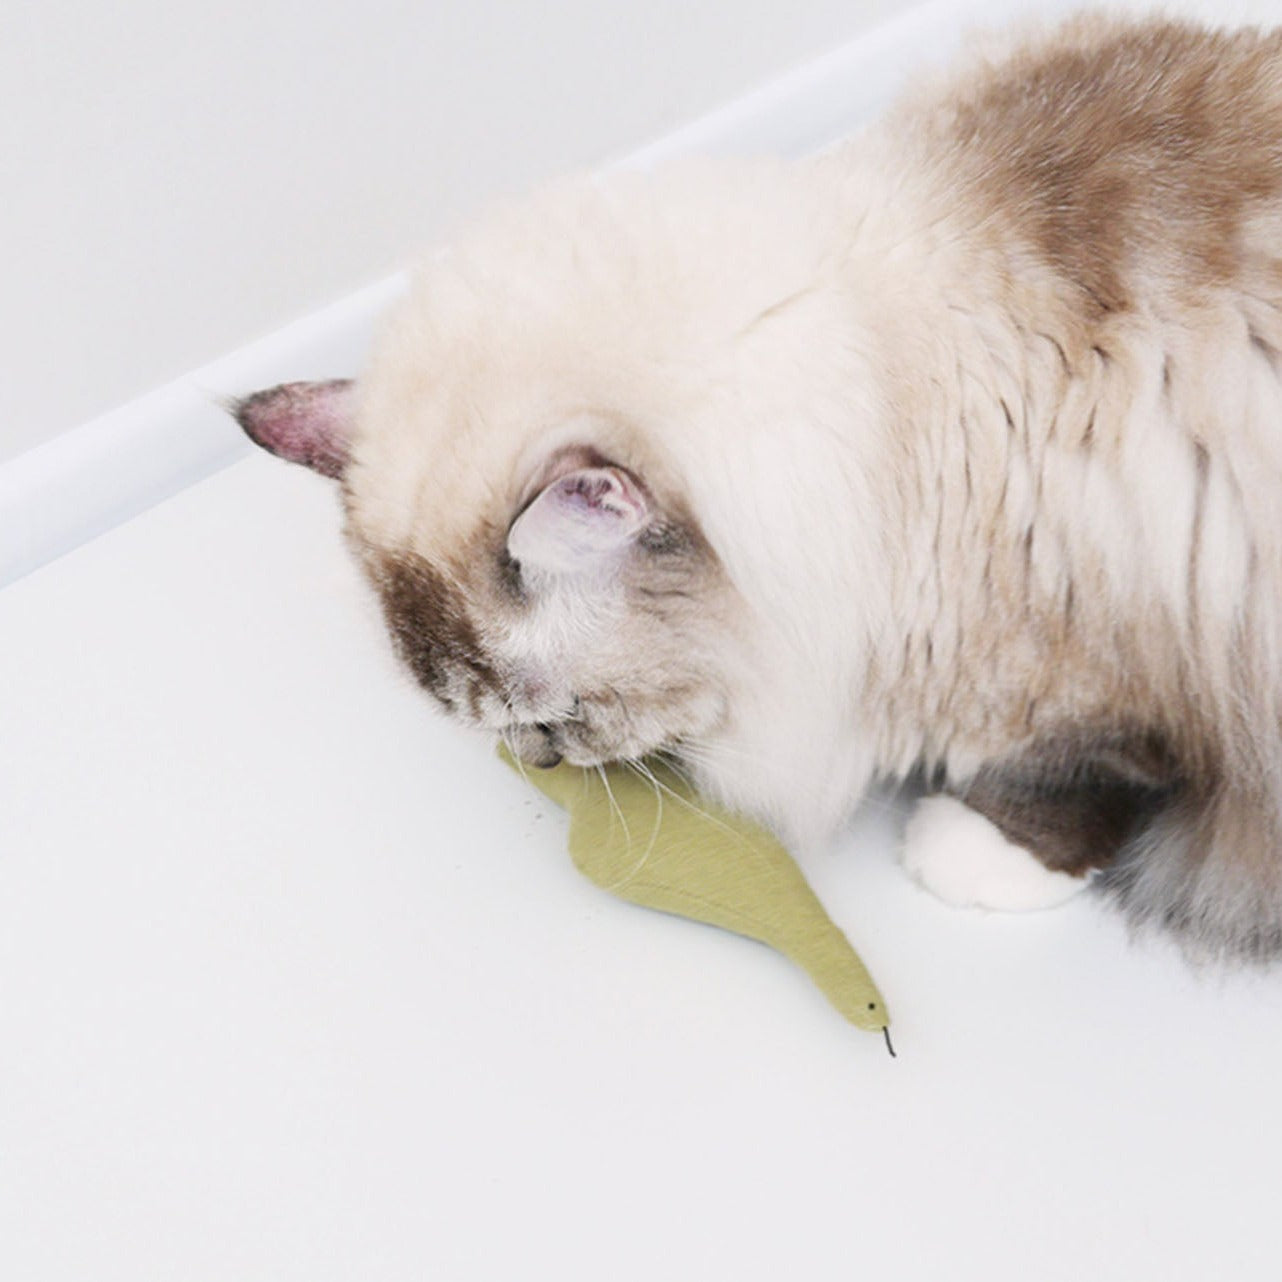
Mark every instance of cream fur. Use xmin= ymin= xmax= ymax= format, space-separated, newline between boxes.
xmin=323 ymin=14 xmax=1282 ymax=958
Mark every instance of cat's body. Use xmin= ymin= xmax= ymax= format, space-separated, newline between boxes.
xmin=238 ymin=14 xmax=1282 ymax=961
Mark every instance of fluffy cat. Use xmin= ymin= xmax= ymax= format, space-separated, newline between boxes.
xmin=236 ymin=13 xmax=1282 ymax=962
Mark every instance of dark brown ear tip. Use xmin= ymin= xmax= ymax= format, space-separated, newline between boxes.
xmin=229 ymin=389 xmax=266 ymax=433
xmin=229 ymin=379 xmax=354 ymax=479
xmin=229 ymin=387 xmax=284 ymax=455
xmin=230 ymin=380 xmax=316 ymax=422
xmin=228 ymin=384 xmax=285 ymax=432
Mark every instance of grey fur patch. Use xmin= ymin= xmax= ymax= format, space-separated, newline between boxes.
xmin=947 ymin=727 xmax=1282 ymax=963
xmin=1098 ymin=784 xmax=1282 ymax=964
xmin=946 ymin=728 xmax=1184 ymax=876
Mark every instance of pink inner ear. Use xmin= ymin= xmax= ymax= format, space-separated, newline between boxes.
xmin=508 ymin=465 xmax=649 ymax=575
xmin=235 ymin=380 xmax=354 ymax=478
xmin=555 ymin=469 xmax=645 ymax=519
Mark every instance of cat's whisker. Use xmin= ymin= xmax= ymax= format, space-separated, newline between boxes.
xmin=595 ymin=762 xmax=633 ymax=852
xmin=624 ymin=757 xmax=768 ymax=865
xmin=604 ymin=684 xmax=647 ymax=757
xmin=652 ymin=749 xmax=699 ymax=789
xmin=664 ymin=742 xmax=909 ymax=837
xmin=669 ymin=737 xmax=758 ymax=768
xmin=498 ymin=694 xmax=543 ymax=795
xmin=672 ymin=738 xmax=909 ymax=822
xmin=500 ymin=725 xmax=534 ymax=792
xmin=232 ymin=15 xmax=1282 ymax=965
xmin=600 ymin=759 xmax=665 ymax=891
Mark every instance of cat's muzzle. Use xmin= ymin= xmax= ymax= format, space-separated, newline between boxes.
xmin=511 ymin=723 xmax=564 ymax=769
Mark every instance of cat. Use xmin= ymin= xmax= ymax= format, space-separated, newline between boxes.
xmin=235 ymin=12 xmax=1282 ymax=963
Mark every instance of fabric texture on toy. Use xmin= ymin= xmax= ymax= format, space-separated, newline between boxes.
xmin=499 ymin=746 xmax=889 ymax=1035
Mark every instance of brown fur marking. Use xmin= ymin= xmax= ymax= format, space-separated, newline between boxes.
xmin=368 ymin=548 xmax=503 ymax=706
xmin=952 ymin=728 xmax=1187 ymax=875
xmin=949 ymin=19 xmax=1282 ymax=315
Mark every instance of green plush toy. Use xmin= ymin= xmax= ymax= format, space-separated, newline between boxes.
xmin=500 ymin=746 xmax=892 ymax=1047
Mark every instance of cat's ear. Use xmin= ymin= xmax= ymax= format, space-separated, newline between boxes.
xmin=507 ymin=466 xmax=649 ymax=577
xmin=233 ymin=379 xmax=354 ymax=479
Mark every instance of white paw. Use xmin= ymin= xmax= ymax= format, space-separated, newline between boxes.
xmin=900 ymin=795 xmax=1089 ymax=912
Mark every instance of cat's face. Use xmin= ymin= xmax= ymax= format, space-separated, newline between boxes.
xmin=236 ymin=380 xmax=741 ymax=768
xmin=233 ymin=169 xmax=841 ymax=775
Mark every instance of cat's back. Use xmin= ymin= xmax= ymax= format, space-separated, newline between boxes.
xmin=896 ymin=14 xmax=1282 ymax=317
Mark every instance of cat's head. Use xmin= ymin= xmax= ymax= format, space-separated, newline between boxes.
xmin=235 ymin=371 xmax=741 ymax=768
xmin=233 ymin=168 xmax=864 ymax=790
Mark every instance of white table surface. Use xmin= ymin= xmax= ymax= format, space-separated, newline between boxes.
xmin=5 ymin=2 xmax=1282 ymax=1278
xmin=5 ymin=445 xmax=1280 ymax=1280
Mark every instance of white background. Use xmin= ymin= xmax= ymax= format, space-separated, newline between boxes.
xmin=2 ymin=0 xmax=900 ymax=461
xmin=6 ymin=2 xmax=1282 ymax=1278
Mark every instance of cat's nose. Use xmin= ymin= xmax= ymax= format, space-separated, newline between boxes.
xmin=533 ymin=723 xmax=564 ymax=769
xmin=514 ymin=723 xmax=563 ymax=769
